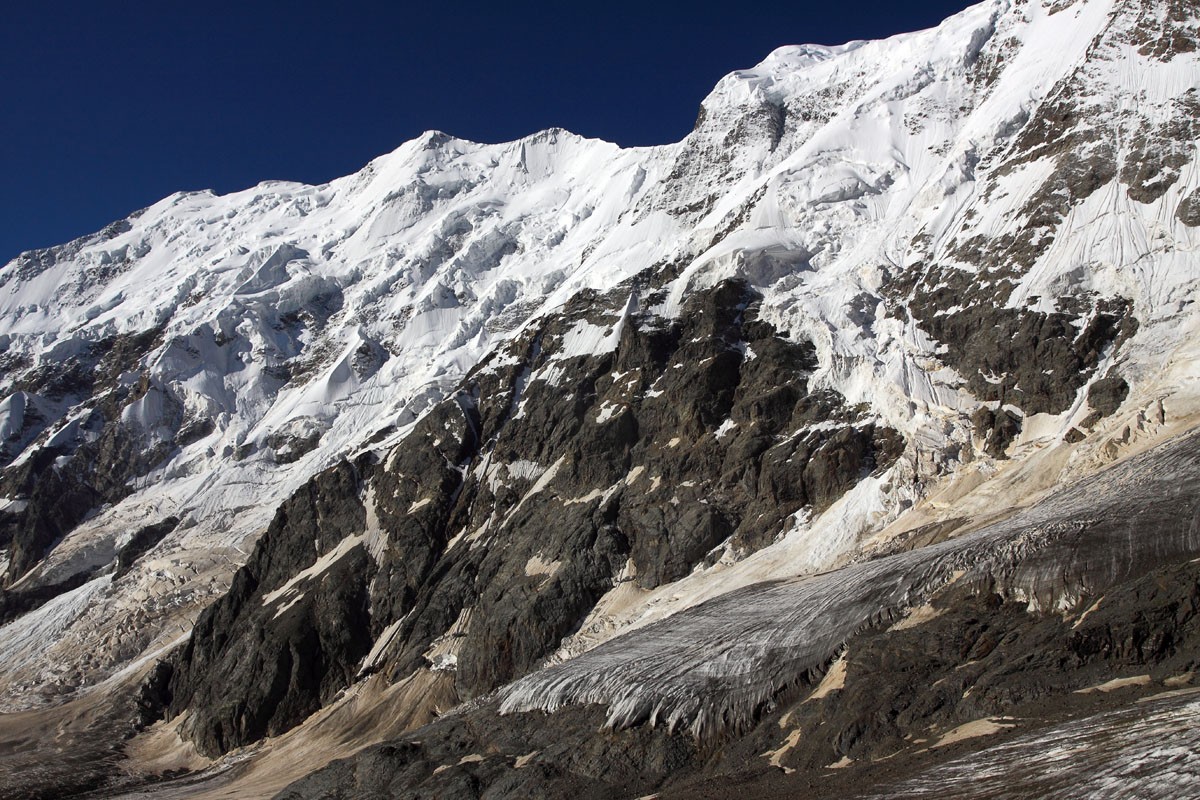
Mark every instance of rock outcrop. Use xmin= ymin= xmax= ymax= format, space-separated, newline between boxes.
xmin=1 ymin=0 xmax=1199 ymax=797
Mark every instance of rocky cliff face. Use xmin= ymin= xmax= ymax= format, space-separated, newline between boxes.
xmin=279 ymin=428 xmax=1200 ymax=799
xmin=1 ymin=0 xmax=1200 ymax=797
xmin=161 ymin=277 xmax=904 ymax=756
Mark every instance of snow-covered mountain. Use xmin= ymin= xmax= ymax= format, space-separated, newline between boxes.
xmin=2 ymin=0 xmax=1200 ymax=796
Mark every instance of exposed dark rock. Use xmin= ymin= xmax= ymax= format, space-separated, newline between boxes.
xmin=278 ymin=553 xmax=1200 ymax=800
xmin=351 ymin=338 xmax=389 ymax=379
xmin=0 ymin=408 xmax=185 ymax=587
xmin=165 ymin=460 xmax=372 ymax=756
xmin=2 ymin=446 xmax=105 ymax=585
xmin=275 ymin=703 xmax=697 ymax=800
xmin=0 ymin=328 xmax=183 ymax=587
xmin=890 ymin=268 xmax=1136 ymax=418
xmin=415 ymin=280 xmax=900 ymax=700
xmin=266 ymin=428 xmax=324 ymax=464
xmin=0 ymin=217 xmax=133 ymax=289
xmin=653 ymin=91 xmax=790 ymax=221
xmin=0 ymin=569 xmax=95 ymax=626
xmin=485 ymin=427 xmax=1200 ymax=747
xmin=744 ymin=554 xmax=1200 ymax=780
xmin=452 ymin=506 xmax=631 ymax=694
xmin=624 ymin=500 xmax=730 ymax=589
xmin=972 ymin=406 xmax=1022 ymax=459
xmin=1119 ymin=90 xmax=1199 ymax=204
xmin=955 ymin=64 xmax=1116 ymax=274
xmin=1124 ymin=0 xmax=1199 ymax=61
xmin=164 ymin=279 xmax=904 ymax=757
xmin=114 ymin=517 xmax=179 ymax=579
xmin=0 ymin=392 xmax=47 ymax=469
xmin=277 ymin=426 xmax=1200 ymax=799
xmin=804 ymin=425 xmax=904 ymax=511
xmin=175 ymin=416 xmax=215 ymax=447
xmin=351 ymin=280 xmax=901 ymax=713
xmin=1178 ymin=187 xmax=1200 ymax=226
xmin=886 ymin=17 xmax=1168 ymax=422
xmin=12 ymin=8 xmax=1200 ymax=799
xmin=363 ymin=395 xmax=480 ymax=631
xmin=1083 ymin=372 xmax=1129 ymax=427
xmin=12 ymin=328 xmax=164 ymax=403
xmin=135 ymin=660 xmax=175 ymax=729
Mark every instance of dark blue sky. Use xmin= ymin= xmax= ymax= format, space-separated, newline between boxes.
xmin=1 ymin=0 xmax=973 ymax=262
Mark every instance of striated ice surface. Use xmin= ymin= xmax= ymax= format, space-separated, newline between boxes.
xmin=499 ymin=430 xmax=1200 ymax=735
xmin=2 ymin=0 xmax=1200 ymax=711
xmin=882 ymin=689 xmax=1200 ymax=799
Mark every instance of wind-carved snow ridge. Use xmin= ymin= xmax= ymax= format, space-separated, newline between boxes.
xmin=499 ymin=430 xmax=1200 ymax=736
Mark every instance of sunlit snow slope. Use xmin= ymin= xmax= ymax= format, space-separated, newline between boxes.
xmin=0 ymin=3 xmax=1197 ymax=779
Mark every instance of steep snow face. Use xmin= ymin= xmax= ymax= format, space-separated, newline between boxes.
xmin=1 ymin=128 xmax=665 ymax=522
xmin=0 ymin=130 xmax=680 ymax=705
xmin=0 ymin=0 xmax=1198 ymax=710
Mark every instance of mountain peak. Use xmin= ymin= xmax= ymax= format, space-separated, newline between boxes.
xmin=3 ymin=0 xmax=1200 ymax=794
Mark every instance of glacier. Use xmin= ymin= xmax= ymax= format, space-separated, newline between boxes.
xmin=1 ymin=0 xmax=1200 ymax=797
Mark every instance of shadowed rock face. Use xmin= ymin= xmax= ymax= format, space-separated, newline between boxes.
xmin=277 ymin=430 xmax=1200 ymax=800
xmin=0 ymin=326 xmax=187 ymax=587
xmin=0 ymin=517 xmax=178 ymax=627
xmin=158 ymin=279 xmax=902 ymax=756
xmin=886 ymin=260 xmax=1136 ymax=426
xmin=113 ymin=517 xmax=180 ymax=580
xmin=165 ymin=461 xmax=373 ymax=756
xmin=497 ymin=429 xmax=1200 ymax=732
xmin=1179 ymin=187 xmax=1200 ymax=226
xmin=6 ymin=3 xmax=1200 ymax=797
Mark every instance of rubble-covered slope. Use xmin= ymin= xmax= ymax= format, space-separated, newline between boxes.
xmin=1 ymin=0 xmax=1200 ymax=797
